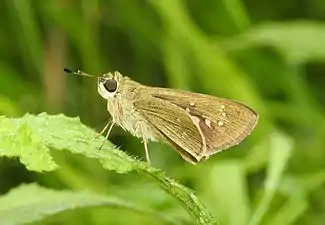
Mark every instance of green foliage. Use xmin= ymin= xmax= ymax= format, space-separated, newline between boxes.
xmin=0 ymin=183 xmax=179 ymax=225
xmin=0 ymin=114 xmax=215 ymax=224
xmin=1 ymin=0 xmax=325 ymax=225
xmin=248 ymin=132 xmax=293 ymax=225
xmin=222 ymin=21 xmax=325 ymax=63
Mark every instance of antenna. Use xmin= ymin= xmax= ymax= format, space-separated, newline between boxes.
xmin=64 ymin=68 xmax=95 ymax=78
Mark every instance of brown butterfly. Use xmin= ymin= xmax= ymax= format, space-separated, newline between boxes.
xmin=65 ymin=69 xmax=258 ymax=164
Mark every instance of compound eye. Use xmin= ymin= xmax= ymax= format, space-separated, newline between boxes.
xmin=104 ymin=79 xmax=117 ymax=92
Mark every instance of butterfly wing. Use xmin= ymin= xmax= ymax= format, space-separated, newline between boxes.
xmin=146 ymin=87 xmax=259 ymax=157
xmin=134 ymin=96 xmax=208 ymax=163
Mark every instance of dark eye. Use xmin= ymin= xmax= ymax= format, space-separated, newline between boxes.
xmin=104 ymin=79 xmax=117 ymax=92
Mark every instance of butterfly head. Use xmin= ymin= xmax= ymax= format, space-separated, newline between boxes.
xmin=97 ymin=71 xmax=123 ymax=99
xmin=63 ymin=68 xmax=123 ymax=100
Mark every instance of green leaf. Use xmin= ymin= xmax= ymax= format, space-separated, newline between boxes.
xmin=267 ymin=196 xmax=307 ymax=225
xmin=222 ymin=20 xmax=325 ymax=63
xmin=0 ymin=113 xmax=216 ymax=225
xmin=0 ymin=116 xmax=57 ymax=172
xmin=204 ymin=161 xmax=251 ymax=225
xmin=248 ymin=131 xmax=294 ymax=225
xmin=0 ymin=183 xmax=179 ymax=225
xmin=266 ymin=175 xmax=308 ymax=225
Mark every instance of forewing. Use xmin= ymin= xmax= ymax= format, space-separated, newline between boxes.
xmin=148 ymin=87 xmax=259 ymax=157
xmin=134 ymin=96 xmax=206 ymax=163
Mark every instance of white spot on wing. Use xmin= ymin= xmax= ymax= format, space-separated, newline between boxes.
xmin=204 ymin=119 xmax=212 ymax=128
xmin=217 ymin=121 xmax=224 ymax=126
xmin=219 ymin=105 xmax=226 ymax=112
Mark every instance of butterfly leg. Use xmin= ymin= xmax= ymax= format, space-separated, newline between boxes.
xmin=94 ymin=120 xmax=112 ymax=140
xmin=98 ymin=121 xmax=114 ymax=150
xmin=143 ymin=140 xmax=151 ymax=164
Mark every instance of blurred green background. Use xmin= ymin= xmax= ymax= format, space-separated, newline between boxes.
xmin=1 ymin=0 xmax=325 ymax=224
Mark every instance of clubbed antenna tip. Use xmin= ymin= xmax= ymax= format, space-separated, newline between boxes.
xmin=64 ymin=68 xmax=73 ymax=74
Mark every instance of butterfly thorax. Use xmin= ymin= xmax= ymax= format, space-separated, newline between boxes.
xmin=106 ymin=80 xmax=161 ymax=142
